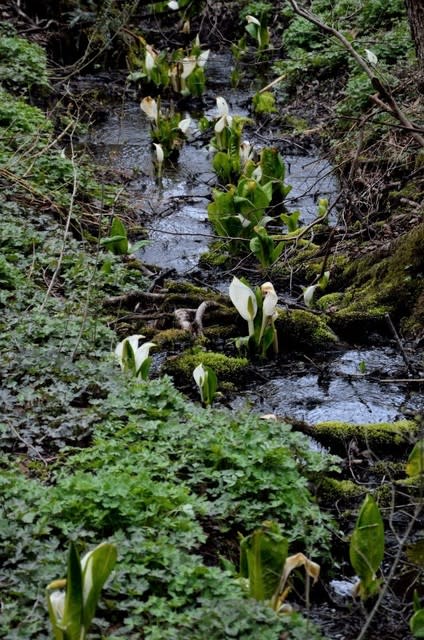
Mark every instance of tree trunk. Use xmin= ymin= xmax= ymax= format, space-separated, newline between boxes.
xmin=404 ymin=0 xmax=424 ymax=69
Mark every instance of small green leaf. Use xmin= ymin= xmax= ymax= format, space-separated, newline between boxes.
xmin=406 ymin=440 xmax=424 ymax=477
xmin=411 ymin=608 xmax=424 ymax=637
xmin=349 ymin=494 xmax=384 ymax=599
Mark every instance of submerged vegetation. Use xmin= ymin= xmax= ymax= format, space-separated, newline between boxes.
xmin=1 ymin=1 xmax=423 ymax=639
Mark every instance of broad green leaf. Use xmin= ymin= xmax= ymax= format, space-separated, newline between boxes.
xmin=406 ymin=440 xmax=424 ymax=477
xmin=240 ymin=522 xmax=288 ymax=602
xmin=61 ymin=542 xmax=83 ymax=640
xmin=410 ymin=608 xmax=424 ymax=638
xmin=109 ymin=217 xmax=129 ymax=255
xmin=81 ymin=542 xmax=117 ymax=631
xmin=122 ymin=340 xmax=136 ymax=375
xmin=349 ymin=494 xmax=384 ymax=599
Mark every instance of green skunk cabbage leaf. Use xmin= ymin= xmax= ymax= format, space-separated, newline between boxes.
xmin=349 ymin=494 xmax=384 ymax=599
xmin=406 ymin=440 xmax=424 ymax=477
xmin=61 ymin=542 xmax=83 ymax=640
xmin=411 ymin=608 xmax=424 ymax=638
xmin=101 ymin=217 xmax=129 ymax=255
xmin=81 ymin=542 xmax=117 ymax=630
xmin=240 ymin=521 xmax=288 ymax=602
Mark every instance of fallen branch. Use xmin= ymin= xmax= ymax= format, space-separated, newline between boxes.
xmin=103 ymin=290 xmax=166 ymax=307
xmin=174 ymin=300 xmax=218 ymax=336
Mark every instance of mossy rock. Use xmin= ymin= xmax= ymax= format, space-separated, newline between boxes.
xmin=313 ymin=419 xmax=418 ymax=456
xmin=152 ymin=328 xmax=193 ymax=348
xmin=275 ymin=309 xmax=338 ymax=352
xmin=317 ymin=476 xmax=363 ymax=507
xmin=164 ymin=280 xmax=226 ymax=308
xmin=326 ymin=223 xmax=424 ymax=339
xmin=328 ymin=307 xmax=389 ymax=341
xmin=163 ymin=349 xmax=249 ymax=384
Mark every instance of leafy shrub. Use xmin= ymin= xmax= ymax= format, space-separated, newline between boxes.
xmin=0 ymin=32 xmax=50 ymax=92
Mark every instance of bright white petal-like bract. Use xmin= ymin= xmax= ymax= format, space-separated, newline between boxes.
xmin=168 ymin=0 xmax=179 ymax=9
xmin=153 ymin=143 xmax=164 ymax=164
xmin=193 ymin=363 xmax=206 ymax=388
xmin=229 ymin=276 xmax=257 ymax=322
xmin=181 ymin=56 xmax=197 ymax=79
xmin=48 ymin=591 xmax=65 ymax=623
xmin=178 ymin=117 xmax=191 ymax=133
xmin=261 ymin=282 xmax=278 ymax=317
xmin=216 ymin=96 xmax=229 ymax=117
xmin=140 ymin=97 xmax=158 ymax=123
xmin=115 ymin=335 xmax=144 ymax=367
xmin=197 ymin=49 xmax=210 ymax=68
xmin=134 ymin=342 xmax=156 ymax=374
xmin=145 ymin=50 xmax=155 ymax=72
xmin=303 ymin=285 xmax=317 ymax=307
xmin=246 ymin=15 xmax=261 ymax=26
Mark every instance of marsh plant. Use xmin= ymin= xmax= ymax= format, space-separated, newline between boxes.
xmin=100 ymin=217 xmax=149 ymax=256
xmin=208 ymin=145 xmax=292 ymax=261
xmin=140 ymin=96 xmax=191 ymax=165
xmin=349 ymin=494 xmax=384 ymax=600
xmin=193 ymin=362 xmax=218 ymax=406
xmin=245 ymin=15 xmax=270 ymax=51
xmin=229 ymin=276 xmax=278 ymax=356
xmin=128 ymin=35 xmax=209 ymax=97
xmin=115 ymin=334 xmax=156 ymax=379
xmin=240 ymin=521 xmax=320 ymax=612
xmin=47 ymin=541 xmax=117 ymax=640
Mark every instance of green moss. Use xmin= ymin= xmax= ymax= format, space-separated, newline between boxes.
xmin=164 ymin=280 xmax=225 ymax=308
xmin=163 ymin=350 xmax=249 ymax=384
xmin=152 ymin=328 xmax=192 ymax=348
xmin=317 ymin=476 xmax=363 ymax=506
xmin=199 ymin=246 xmax=231 ymax=267
xmin=313 ymin=419 xmax=418 ymax=456
xmin=326 ymin=224 xmax=424 ymax=339
xmin=315 ymin=292 xmax=344 ymax=312
xmin=275 ymin=309 xmax=338 ymax=352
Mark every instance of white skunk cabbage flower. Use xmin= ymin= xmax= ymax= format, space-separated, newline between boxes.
xmin=239 ymin=140 xmax=253 ymax=167
xmin=259 ymin=282 xmax=279 ymax=350
xmin=178 ymin=117 xmax=192 ymax=134
xmin=229 ymin=276 xmax=257 ymax=337
xmin=134 ymin=341 xmax=156 ymax=375
xmin=168 ymin=0 xmax=179 ymax=9
xmin=115 ymin=334 xmax=144 ymax=368
xmin=181 ymin=56 xmax=197 ymax=80
xmin=303 ymin=284 xmax=318 ymax=307
xmin=48 ymin=590 xmax=65 ymax=623
xmin=261 ymin=282 xmax=278 ymax=318
xmin=197 ymin=49 xmax=210 ymax=68
xmin=365 ymin=49 xmax=378 ymax=66
xmin=115 ymin=335 xmax=156 ymax=377
xmin=246 ymin=15 xmax=261 ymax=26
xmin=153 ymin=143 xmax=164 ymax=165
xmin=140 ymin=97 xmax=158 ymax=124
xmin=251 ymin=165 xmax=262 ymax=182
xmin=145 ymin=46 xmax=156 ymax=73
xmin=215 ymin=96 xmax=232 ymax=133
xmin=193 ymin=362 xmax=206 ymax=389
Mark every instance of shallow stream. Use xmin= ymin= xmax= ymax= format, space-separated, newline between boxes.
xmin=88 ymin=54 xmax=423 ymax=426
